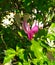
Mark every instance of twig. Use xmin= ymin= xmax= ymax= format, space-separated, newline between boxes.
xmin=1 ymin=34 xmax=7 ymax=49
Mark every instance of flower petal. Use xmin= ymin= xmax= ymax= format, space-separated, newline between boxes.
xmin=32 ymin=20 xmax=38 ymax=28
xmin=22 ymin=20 xmax=30 ymax=33
xmin=31 ymin=25 xmax=38 ymax=34
xmin=27 ymin=30 xmax=34 ymax=40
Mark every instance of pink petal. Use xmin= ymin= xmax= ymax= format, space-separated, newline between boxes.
xmin=31 ymin=25 xmax=38 ymax=34
xmin=22 ymin=20 xmax=39 ymax=40
xmin=27 ymin=30 xmax=34 ymax=40
xmin=27 ymin=26 xmax=38 ymax=40
xmin=22 ymin=20 xmax=30 ymax=33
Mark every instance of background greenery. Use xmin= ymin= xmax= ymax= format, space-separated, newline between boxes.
xmin=0 ymin=0 xmax=55 ymax=65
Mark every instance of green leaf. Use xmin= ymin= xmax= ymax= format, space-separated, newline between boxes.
xmin=48 ymin=61 xmax=55 ymax=65
xmin=50 ymin=23 xmax=55 ymax=28
xmin=5 ymin=48 xmax=16 ymax=55
xmin=18 ymin=62 xmax=22 ymax=65
xmin=23 ymin=60 xmax=30 ymax=65
xmin=16 ymin=46 xmax=25 ymax=60
xmin=32 ymin=58 xmax=38 ymax=65
xmin=18 ymin=31 xmax=23 ymax=37
xmin=3 ymin=48 xmax=16 ymax=64
xmin=22 ymin=0 xmax=25 ymax=2
xmin=3 ymin=55 xmax=14 ymax=64
xmin=30 ymin=39 xmax=43 ymax=59
xmin=18 ymin=49 xmax=24 ymax=60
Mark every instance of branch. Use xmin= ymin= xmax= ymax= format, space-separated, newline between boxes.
xmin=1 ymin=34 xmax=7 ymax=49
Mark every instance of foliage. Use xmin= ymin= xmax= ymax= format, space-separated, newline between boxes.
xmin=0 ymin=0 xmax=55 ymax=65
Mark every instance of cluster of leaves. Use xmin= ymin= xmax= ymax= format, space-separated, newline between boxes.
xmin=0 ymin=0 xmax=55 ymax=65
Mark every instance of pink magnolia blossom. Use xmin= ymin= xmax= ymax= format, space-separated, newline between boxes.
xmin=22 ymin=20 xmax=38 ymax=40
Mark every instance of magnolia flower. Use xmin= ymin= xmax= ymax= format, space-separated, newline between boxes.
xmin=33 ymin=20 xmax=43 ymax=29
xmin=22 ymin=20 xmax=38 ymax=40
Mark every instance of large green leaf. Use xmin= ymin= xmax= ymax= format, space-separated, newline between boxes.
xmin=30 ymin=39 xmax=43 ymax=59
xmin=3 ymin=48 xmax=16 ymax=64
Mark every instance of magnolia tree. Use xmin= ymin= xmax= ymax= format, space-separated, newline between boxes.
xmin=0 ymin=0 xmax=55 ymax=65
